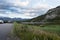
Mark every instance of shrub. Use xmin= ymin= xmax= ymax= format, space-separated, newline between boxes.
xmin=13 ymin=23 xmax=60 ymax=40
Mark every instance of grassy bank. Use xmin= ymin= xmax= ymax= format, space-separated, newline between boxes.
xmin=13 ymin=23 xmax=60 ymax=40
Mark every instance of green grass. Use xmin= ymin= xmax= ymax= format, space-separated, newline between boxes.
xmin=13 ymin=23 xmax=60 ymax=40
xmin=39 ymin=25 xmax=60 ymax=35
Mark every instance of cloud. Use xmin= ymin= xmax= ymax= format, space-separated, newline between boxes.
xmin=33 ymin=2 xmax=53 ymax=10
xmin=0 ymin=1 xmax=22 ymax=13
xmin=24 ymin=13 xmax=36 ymax=17
xmin=6 ymin=0 xmax=30 ymax=7
xmin=0 ymin=13 xmax=34 ymax=19
xmin=0 ymin=0 xmax=55 ymax=18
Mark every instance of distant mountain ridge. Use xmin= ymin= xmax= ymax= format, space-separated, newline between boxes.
xmin=0 ymin=17 xmax=27 ymax=22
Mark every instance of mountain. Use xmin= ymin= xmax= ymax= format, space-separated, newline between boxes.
xmin=30 ymin=6 xmax=60 ymax=24
xmin=0 ymin=17 xmax=11 ymax=21
xmin=0 ymin=17 xmax=27 ymax=22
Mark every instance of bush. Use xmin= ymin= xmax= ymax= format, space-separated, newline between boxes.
xmin=13 ymin=23 xmax=60 ymax=40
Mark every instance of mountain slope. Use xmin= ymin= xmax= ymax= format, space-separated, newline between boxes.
xmin=30 ymin=6 xmax=60 ymax=24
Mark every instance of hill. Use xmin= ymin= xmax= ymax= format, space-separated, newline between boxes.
xmin=30 ymin=6 xmax=60 ymax=24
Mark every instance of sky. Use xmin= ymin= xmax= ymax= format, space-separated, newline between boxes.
xmin=0 ymin=0 xmax=60 ymax=19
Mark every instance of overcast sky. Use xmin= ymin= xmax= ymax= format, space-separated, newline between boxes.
xmin=0 ymin=0 xmax=60 ymax=18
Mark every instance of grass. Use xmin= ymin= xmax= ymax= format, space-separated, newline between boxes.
xmin=39 ymin=25 xmax=60 ymax=35
xmin=13 ymin=22 xmax=60 ymax=40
